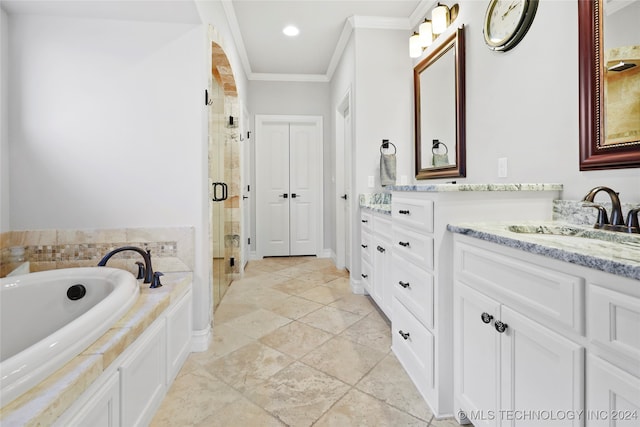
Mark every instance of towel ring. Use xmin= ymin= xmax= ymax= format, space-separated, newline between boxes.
xmin=432 ymin=140 xmax=448 ymax=155
xmin=380 ymin=141 xmax=397 ymax=154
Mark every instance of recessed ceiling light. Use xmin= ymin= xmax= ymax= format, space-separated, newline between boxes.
xmin=283 ymin=25 xmax=300 ymax=37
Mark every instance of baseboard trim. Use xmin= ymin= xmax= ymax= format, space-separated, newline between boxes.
xmin=191 ymin=326 xmax=211 ymax=352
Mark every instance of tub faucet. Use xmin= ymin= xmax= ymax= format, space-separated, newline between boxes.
xmin=98 ymin=246 xmax=159 ymax=287
xmin=582 ymin=186 xmax=625 ymax=231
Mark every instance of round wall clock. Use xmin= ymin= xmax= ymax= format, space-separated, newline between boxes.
xmin=483 ymin=0 xmax=539 ymax=52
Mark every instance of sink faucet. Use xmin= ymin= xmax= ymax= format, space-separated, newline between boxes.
xmin=98 ymin=246 xmax=160 ymax=287
xmin=582 ymin=186 xmax=626 ymax=231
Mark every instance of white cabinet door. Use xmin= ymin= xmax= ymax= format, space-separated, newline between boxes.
xmin=373 ymin=237 xmax=391 ymax=317
xmin=587 ymin=355 xmax=640 ymax=427
xmin=500 ymin=306 xmax=584 ymax=427
xmin=455 ymin=283 xmax=501 ymax=427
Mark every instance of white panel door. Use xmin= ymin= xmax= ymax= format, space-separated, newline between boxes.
xmin=256 ymin=116 xmax=321 ymax=258
xmin=289 ymin=122 xmax=319 ymax=255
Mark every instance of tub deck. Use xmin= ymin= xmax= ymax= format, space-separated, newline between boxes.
xmin=0 ymin=271 xmax=192 ymax=426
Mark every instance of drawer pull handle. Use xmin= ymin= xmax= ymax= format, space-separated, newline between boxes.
xmin=398 ymin=241 xmax=410 ymax=247
xmin=494 ymin=321 xmax=508 ymax=333
xmin=399 ymin=209 xmax=410 ymax=215
xmin=361 ymin=274 xmax=368 ymax=279
xmin=361 ymin=244 xmax=368 ymax=248
xmin=399 ymin=281 xmax=410 ymax=289
xmin=362 ymin=219 xmax=369 ymax=223
xmin=377 ymin=245 xmax=385 ymax=253
xmin=398 ymin=330 xmax=410 ymax=340
xmin=481 ymin=312 xmax=493 ymax=324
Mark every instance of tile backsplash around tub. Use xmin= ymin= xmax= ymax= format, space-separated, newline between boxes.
xmin=0 ymin=227 xmax=194 ymax=278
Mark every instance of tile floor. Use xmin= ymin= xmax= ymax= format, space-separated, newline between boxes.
xmin=151 ymin=257 xmax=461 ymax=427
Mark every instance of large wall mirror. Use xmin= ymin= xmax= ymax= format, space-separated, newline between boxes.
xmin=414 ymin=25 xmax=465 ymax=180
xmin=579 ymin=0 xmax=640 ymax=170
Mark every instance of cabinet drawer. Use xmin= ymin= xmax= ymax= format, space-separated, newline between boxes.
xmin=392 ymin=298 xmax=434 ymax=393
xmin=392 ymin=199 xmax=434 ymax=233
xmin=456 ymin=241 xmax=584 ymax=335
xmin=360 ymin=230 xmax=373 ymax=265
xmin=374 ymin=214 xmax=392 ymax=240
xmin=393 ymin=226 xmax=434 ymax=271
xmin=361 ymin=259 xmax=373 ymax=290
xmin=360 ymin=211 xmax=373 ymax=230
xmin=590 ymin=284 xmax=640 ymax=374
xmin=392 ymin=254 xmax=434 ymax=329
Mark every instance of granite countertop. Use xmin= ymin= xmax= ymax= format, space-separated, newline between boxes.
xmin=359 ymin=193 xmax=392 ymax=215
xmin=0 ymin=271 xmax=192 ymax=426
xmin=388 ymin=183 xmax=563 ymax=192
xmin=447 ymin=221 xmax=640 ymax=280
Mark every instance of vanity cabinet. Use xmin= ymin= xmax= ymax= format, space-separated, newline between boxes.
xmin=359 ymin=210 xmax=392 ymax=318
xmin=453 ymin=233 xmax=640 ymax=427
xmin=389 ymin=190 xmax=558 ymax=417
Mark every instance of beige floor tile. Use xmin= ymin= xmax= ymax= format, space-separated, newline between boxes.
xmin=298 ymin=269 xmax=343 ymax=283
xmin=244 ymin=361 xmax=350 ymax=427
xmin=213 ymin=301 xmax=257 ymax=324
xmin=356 ymin=353 xmax=433 ymax=421
xmin=430 ymin=417 xmax=462 ymax=426
xmin=222 ymin=308 xmax=292 ymax=339
xmin=329 ymin=293 xmax=376 ymax=316
xmin=297 ymin=258 xmax=337 ymax=271
xmin=221 ymin=286 xmax=291 ymax=311
xmin=271 ymin=278 xmax=322 ymax=296
xmin=339 ymin=311 xmax=392 ymax=352
xmin=297 ymin=284 xmax=351 ymax=304
xmin=204 ymin=342 xmax=293 ymax=392
xmin=314 ymin=389 xmax=428 ymax=427
xmin=260 ymin=321 xmax=333 ymax=359
xmin=301 ymin=336 xmax=387 ymax=385
xmin=322 ymin=276 xmax=351 ymax=291
xmin=195 ymin=397 xmax=286 ymax=427
xmin=189 ymin=323 xmax=254 ymax=362
xmin=150 ymin=368 xmax=242 ymax=426
xmin=298 ymin=306 xmax=363 ymax=334
xmin=269 ymin=295 xmax=324 ymax=320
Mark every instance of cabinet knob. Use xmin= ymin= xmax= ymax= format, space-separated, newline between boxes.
xmin=361 ymin=274 xmax=368 ymax=279
xmin=494 ymin=321 xmax=508 ymax=333
xmin=398 ymin=330 xmax=410 ymax=340
xmin=377 ymin=245 xmax=386 ymax=253
xmin=398 ymin=241 xmax=410 ymax=247
xmin=398 ymin=281 xmax=410 ymax=289
xmin=361 ymin=244 xmax=368 ymax=248
xmin=362 ymin=219 xmax=368 ymax=223
xmin=399 ymin=209 xmax=410 ymax=215
xmin=481 ymin=312 xmax=494 ymax=324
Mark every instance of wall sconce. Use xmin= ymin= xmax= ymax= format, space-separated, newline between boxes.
xmin=409 ymin=2 xmax=459 ymax=58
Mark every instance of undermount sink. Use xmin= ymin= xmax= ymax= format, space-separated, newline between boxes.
xmin=507 ymin=224 xmax=640 ymax=245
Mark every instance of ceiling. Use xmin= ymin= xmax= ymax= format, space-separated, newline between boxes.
xmin=1 ymin=0 xmax=430 ymax=81
xmin=225 ymin=0 xmax=426 ymax=81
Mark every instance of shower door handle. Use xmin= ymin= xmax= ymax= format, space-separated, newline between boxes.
xmin=212 ymin=182 xmax=228 ymax=202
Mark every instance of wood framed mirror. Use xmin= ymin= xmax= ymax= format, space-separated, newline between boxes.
xmin=414 ymin=25 xmax=465 ymax=180
xmin=579 ymin=0 xmax=640 ymax=170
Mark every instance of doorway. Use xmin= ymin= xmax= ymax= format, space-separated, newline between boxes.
xmin=209 ymin=41 xmax=241 ymax=312
xmin=335 ymin=90 xmax=352 ymax=271
xmin=255 ymin=115 xmax=323 ymax=258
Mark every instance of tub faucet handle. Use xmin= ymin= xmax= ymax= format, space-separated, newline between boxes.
xmin=581 ymin=202 xmax=609 ymax=229
xmin=151 ymin=271 xmax=164 ymax=289
xmin=135 ymin=262 xmax=146 ymax=280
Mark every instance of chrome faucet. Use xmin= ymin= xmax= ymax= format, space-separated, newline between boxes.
xmin=98 ymin=246 xmax=161 ymax=287
xmin=582 ymin=186 xmax=636 ymax=233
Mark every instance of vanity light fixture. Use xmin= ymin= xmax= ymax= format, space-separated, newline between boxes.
xmin=418 ymin=19 xmax=433 ymax=47
xmin=409 ymin=3 xmax=459 ymax=58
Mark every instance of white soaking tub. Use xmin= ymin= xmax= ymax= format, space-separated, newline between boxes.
xmin=0 ymin=267 xmax=139 ymax=406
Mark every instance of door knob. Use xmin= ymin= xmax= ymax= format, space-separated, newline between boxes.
xmin=341 ymin=194 xmax=348 ymax=200
xmin=291 ymin=193 xmax=298 ymax=198
xmin=243 ymin=196 xmax=249 ymax=200
xmin=279 ymin=193 xmax=289 ymax=198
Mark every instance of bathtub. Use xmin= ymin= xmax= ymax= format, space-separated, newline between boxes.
xmin=0 ymin=267 xmax=140 ymax=406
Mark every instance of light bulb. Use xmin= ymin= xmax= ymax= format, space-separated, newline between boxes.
xmin=418 ymin=20 xmax=433 ymax=47
xmin=409 ymin=32 xmax=422 ymax=58
xmin=432 ymin=4 xmax=450 ymax=34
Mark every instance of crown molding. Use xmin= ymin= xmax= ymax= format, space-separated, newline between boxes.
xmin=220 ymin=0 xmax=252 ymax=80
xmin=410 ymin=0 xmax=437 ymax=29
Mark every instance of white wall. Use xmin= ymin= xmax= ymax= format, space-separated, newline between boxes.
xmin=7 ymin=14 xmax=212 ymax=331
xmin=247 ymin=80 xmax=332 ymax=253
xmin=0 ymin=7 xmax=8 ymax=232
xmin=354 ymin=28 xmax=414 ymax=194
xmin=410 ymin=0 xmax=639 ymax=202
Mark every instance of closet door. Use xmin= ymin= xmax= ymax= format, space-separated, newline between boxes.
xmin=289 ymin=122 xmax=319 ymax=256
xmin=256 ymin=116 xmax=321 ymax=258
xmin=257 ymin=120 xmax=291 ymax=256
